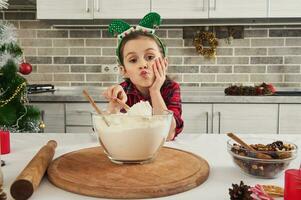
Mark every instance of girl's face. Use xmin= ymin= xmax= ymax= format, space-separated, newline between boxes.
xmin=121 ymin=36 xmax=164 ymax=91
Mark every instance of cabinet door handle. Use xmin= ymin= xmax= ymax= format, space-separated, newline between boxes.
xmin=202 ymin=0 xmax=205 ymax=11
xmin=205 ymin=111 xmax=209 ymax=133
xmin=86 ymin=0 xmax=90 ymax=12
xmin=218 ymin=111 xmax=221 ymax=134
xmin=214 ymin=0 xmax=216 ymax=10
xmin=75 ymin=110 xmax=91 ymax=114
xmin=209 ymin=0 xmax=216 ymax=11
xmin=96 ymin=0 xmax=100 ymax=12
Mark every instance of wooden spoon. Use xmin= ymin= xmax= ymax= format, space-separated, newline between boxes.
xmin=82 ymin=89 xmax=110 ymax=126
xmin=227 ymin=132 xmax=272 ymax=159
xmin=114 ymin=98 xmax=130 ymax=112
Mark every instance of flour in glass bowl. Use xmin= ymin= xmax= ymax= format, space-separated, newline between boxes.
xmin=92 ymin=101 xmax=173 ymax=163
xmin=127 ymin=100 xmax=152 ymax=116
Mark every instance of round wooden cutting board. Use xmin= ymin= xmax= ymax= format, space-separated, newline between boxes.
xmin=47 ymin=146 xmax=210 ymax=199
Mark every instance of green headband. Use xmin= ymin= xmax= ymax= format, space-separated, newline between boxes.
xmin=108 ymin=12 xmax=166 ymax=64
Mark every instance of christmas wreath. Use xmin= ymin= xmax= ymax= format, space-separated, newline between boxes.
xmin=193 ymin=31 xmax=218 ymax=58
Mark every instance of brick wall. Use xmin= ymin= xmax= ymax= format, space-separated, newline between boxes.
xmin=2 ymin=10 xmax=301 ymax=88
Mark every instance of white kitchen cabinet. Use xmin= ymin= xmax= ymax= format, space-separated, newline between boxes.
xmin=31 ymin=103 xmax=65 ymax=133
xmin=37 ymin=0 xmax=94 ymax=19
xmin=212 ymin=104 xmax=278 ymax=134
xmin=37 ymin=0 xmax=269 ymax=20
xmin=182 ymin=103 xmax=278 ymax=134
xmin=31 ymin=102 xmax=300 ymax=135
xmin=37 ymin=0 xmax=301 ymax=20
xmin=269 ymin=0 xmax=301 ymax=18
xmin=279 ymin=104 xmax=301 ymax=134
xmin=37 ymin=0 xmax=150 ymax=19
xmin=152 ymin=0 xmax=267 ymax=19
xmin=209 ymin=0 xmax=268 ymax=18
xmin=65 ymin=103 xmax=106 ymax=133
xmin=93 ymin=0 xmax=150 ymax=19
xmin=151 ymin=0 xmax=208 ymax=19
xmin=182 ymin=103 xmax=212 ymax=134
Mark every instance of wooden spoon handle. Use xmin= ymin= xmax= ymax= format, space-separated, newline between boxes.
xmin=227 ymin=132 xmax=272 ymax=159
xmin=114 ymin=98 xmax=130 ymax=112
xmin=83 ymin=89 xmax=102 ymax=114
xmin=82 ymin=89 xmax=110 ymax=126
xmin=227 ymin=132 xmax=255 ymax=151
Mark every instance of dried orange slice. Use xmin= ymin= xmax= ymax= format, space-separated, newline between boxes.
xmin=262 ymin=185 xmax=284 ymax=197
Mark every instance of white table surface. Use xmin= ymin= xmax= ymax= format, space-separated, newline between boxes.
xmin=1 ymin=133 xmax=301 ymax=200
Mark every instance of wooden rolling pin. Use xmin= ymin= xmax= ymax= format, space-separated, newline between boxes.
xmin=10 ymin=140 xmax=57 ymax=200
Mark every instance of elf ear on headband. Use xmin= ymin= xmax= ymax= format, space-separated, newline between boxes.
xmin=108 ymin=12 xmax=166 ymax=63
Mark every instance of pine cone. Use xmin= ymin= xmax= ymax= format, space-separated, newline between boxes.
xmin=225 ymin=82 xmax=275 ymax=96
xmin=229 ymin=181 xmax=252 ymax=200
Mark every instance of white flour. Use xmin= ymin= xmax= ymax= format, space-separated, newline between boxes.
xmin=93 ymin=101 xmax=172 ymax=161
xmin=127 ymin=101 xmax=152 ymax=116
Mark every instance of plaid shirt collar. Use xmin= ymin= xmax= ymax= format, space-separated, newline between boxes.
xmin=124 ymin=81 xmax=138 ymax=95
xmin=123 ymin=80 xmax=150 ymax=101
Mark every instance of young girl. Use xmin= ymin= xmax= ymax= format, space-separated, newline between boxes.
xmin=102 ymin=13 xmax=183 ymax=141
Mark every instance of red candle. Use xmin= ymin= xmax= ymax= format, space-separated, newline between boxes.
xmin=284 ymin=169 xmax=301 ymax=200
xmin=0 ymin=130 xmax=10 ymax=154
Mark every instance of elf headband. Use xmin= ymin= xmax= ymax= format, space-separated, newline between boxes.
xmin=108 ymin=12 xmax=166 ymax=64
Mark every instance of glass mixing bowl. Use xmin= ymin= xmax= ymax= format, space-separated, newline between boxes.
xmin=92 ymin=110 xmax=173 ymax=164
xmin=227 ymin=138 xmax=298 ymax=179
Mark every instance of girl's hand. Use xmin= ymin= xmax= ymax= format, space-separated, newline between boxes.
xmin=149 ymin=57 xmax=168 ymax=93
xmin=102 ymin=85 xmax=127 ymax=113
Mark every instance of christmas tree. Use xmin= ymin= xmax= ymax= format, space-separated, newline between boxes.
xmin=0 ymin=21 xmax=41 ymax=132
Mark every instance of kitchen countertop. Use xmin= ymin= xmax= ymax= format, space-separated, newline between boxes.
xmin=2 ymin=133 xmax=300 ymax=200
xmin=28 ymin=87 xmax=301 ymax=103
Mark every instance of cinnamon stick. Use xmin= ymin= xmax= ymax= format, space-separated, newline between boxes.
xmin=10 ymin=140 xmax=57 ymax=200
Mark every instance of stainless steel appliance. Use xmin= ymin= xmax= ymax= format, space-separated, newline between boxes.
xmin=27 ymin=84 xmax=55 ymax=94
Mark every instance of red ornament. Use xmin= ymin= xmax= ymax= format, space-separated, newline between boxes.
xmin=19 ymin=61 xmax=32 ymax=75
xmin=267 ymin=83 xmax=276 ymax=93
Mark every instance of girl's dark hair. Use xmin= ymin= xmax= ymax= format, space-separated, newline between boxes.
xmin=118 ymin=31 xmax=165 ymax=66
